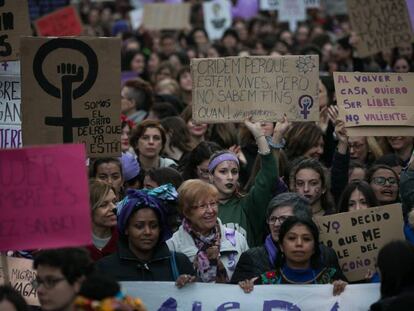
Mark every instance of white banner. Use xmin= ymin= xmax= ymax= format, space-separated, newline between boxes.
xmin=203 ymin=0 xmax=232 ymax=41
xmin=0 ymin=62 xmax=21 ymax=149
xmin=121 ymin=282 xmax=380 ymax=311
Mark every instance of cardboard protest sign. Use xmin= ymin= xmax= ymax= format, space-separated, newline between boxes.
xmin=203 ymin=0 xmax=232 ymax=41
xmin=191 ymin=55 xmax=319 ymax=123
xmin=347 ymin=0 xmax=414 ymax=57
xmin=278 ymin=0 xmax=306 ymax=31
xmin=0 ymin=0 xmax=31 ymax=61
xmin=0 ymin=256 xmax=39 ymax=306
xmin=334 ymin=72 xmax=414 ymax=136
xmin=34 ymin=6 xmax=83 ymax=37
xmin=0 ymin=72 xmax=21 ymax=148
xmin=314 ymin=204 xmax=405 ymax=282
xmin=21 ymin=37 xmax=121 ymax=157
xmin=0 ymin=144 xmax=92 ymax=251
xmin=260 ymin=0 xmax=280 ymax=11
xmin=142 ymin=3 xmax=190 ymax=30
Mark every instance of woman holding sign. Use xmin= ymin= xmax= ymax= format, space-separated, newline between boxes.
xmin=207 ymin=118 xmax=279 ymax=247
xmin=239 ymin=217 xmax=347 ymax=296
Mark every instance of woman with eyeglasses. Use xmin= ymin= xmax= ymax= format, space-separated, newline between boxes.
xmin=167 ymin=179 xmax=248 ymax=283
xmin=367 ymin=165 xmax=400 ymax=206
xmin=238 ymin=217 xmax=347 ymax=296
xmin=231 ymin=193 xmax=342 ymax=283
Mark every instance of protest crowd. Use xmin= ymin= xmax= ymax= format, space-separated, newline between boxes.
xmin=1 ymin=0 xmax=414 ymax=310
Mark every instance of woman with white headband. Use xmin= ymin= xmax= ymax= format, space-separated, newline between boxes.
xmin=208 ymin=118 xmax=284 ymax=247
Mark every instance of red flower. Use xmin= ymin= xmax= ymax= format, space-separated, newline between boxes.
xmin=266 ymin=271 xmax=276 ymax=279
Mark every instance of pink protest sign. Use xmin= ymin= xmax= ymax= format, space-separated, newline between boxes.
xmin=0 ymin=144 xmax=91 ymax=251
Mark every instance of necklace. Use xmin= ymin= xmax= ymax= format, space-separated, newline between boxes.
xmin=280 ymin=267 xmax=325 ymax=285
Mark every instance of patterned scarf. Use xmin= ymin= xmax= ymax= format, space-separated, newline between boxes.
xmin=182 ymin=218 xmax=228 ymax=283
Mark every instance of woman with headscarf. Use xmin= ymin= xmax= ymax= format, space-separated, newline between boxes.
xmin=96 ymin=185 xmax=194 ymax=283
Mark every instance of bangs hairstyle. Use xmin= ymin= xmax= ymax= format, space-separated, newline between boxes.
xmin=89 ymin=179 xmax=116 ymax=212
xmin=178 ymin=179 xmax=218 ymax=216
xmin=129 ymin=119 xmax=167 ymax=154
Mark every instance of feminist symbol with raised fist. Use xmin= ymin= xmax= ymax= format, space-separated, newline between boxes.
xmin=33 ymin=39 xmax=98 ymax=142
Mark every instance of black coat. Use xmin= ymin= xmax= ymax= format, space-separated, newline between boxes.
xmin=370 ymin=287 xmax=414 ymax=311
xmin=230 ymin=242 xmax=345 ymax=283
xmin=96 ymin=240 xmax=194 ymax=282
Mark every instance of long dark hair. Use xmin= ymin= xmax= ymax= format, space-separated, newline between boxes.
xmin=337 ymin=180 xmax=378 ymax=213
xmin=377 ymin=240 xmax=414 ymax=298
xmin=277 ymin=216 xmax=321 ymax=269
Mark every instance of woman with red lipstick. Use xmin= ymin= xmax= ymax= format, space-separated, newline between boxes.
xmin=208 ymin=119 xmax=278 ymax=247
xmin=167 ymin=179 xmax=248 ymax=283
xmin=239 ymin=217 xmax=347 ymax=295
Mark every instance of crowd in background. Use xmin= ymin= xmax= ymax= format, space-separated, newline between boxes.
xmin=3 ymin=0 xmax=414 ymax=310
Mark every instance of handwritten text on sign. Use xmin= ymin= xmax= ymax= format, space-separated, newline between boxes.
xmin=334 ymin=72 xmax=414 ymax=136
xmin=21 ymin=37 xmax=121 ymax=157
xmin=191 ymin=55 xmax=319 ymax=123
xmin=0 ymin=144 xmax=92 ymax=251
xmin=347 ymin=0 xmax=414 ymax=57
xmin=314 ymin=204 xmax=404 ymax=282
xmin=0 ymin=0 xmax=31 ymax=61
xmin=0 ymin=257 xmax=39 ymax=306
xmin=0 ymin=73 xmax=21 ymax=148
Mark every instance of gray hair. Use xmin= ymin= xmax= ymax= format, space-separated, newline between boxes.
xmin=266 ymin=192 xmax=312 ymax=220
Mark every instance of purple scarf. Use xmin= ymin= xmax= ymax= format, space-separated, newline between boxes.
xmin=264 ymin=234 xmax=279 ymax=266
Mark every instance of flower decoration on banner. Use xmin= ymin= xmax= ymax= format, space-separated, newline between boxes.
xmin=296 ymin=56 xmax=316 ymax=74
xmin=121 ymin=114 xmax=136 ymax=129
xmin=74 ymin=295 xmax=147 ymax=311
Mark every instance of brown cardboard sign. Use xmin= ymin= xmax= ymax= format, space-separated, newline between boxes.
xmin=0 ymin=256 xmax=39 ymax=306
xmin=0 ymin=0 xmax=31 ymax=61
xmin=142 ymin=3 xmax=190 ymax=30
xmin=334 ymin=72 xmax=414 ymax=136
xmin=191 ymin=55 xmax=319 ymax=123
xmin=21 ymin=37 xmax=121 ymax=157
xmin=314 ymin=204 xmax=405 ymax=282
xmin=347 ymin=0 xmax=414 ymax=57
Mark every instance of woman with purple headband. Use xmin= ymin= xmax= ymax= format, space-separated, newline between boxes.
xmin=96 ymin=185 xmax=195 ymax=285
xmin=208 ymin=119 xmax=279 ymax=247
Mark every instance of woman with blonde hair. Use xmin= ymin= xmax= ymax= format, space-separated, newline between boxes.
xmin=86 ymin=179 xmax=118 ymax=261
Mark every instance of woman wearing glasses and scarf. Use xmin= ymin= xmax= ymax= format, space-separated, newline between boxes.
xmin=167 ymin=179 xmax=249 ymax=283
xmin=367 ymin=164 xmax=400 ymax=206
xmin=96 ymin=185 xmax=195 ymax=284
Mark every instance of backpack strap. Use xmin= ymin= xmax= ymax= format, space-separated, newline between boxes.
xmin=169 ymin=251 xmax=179 ymax=281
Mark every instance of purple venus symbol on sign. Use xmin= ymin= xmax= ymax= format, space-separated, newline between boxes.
xmin=298 ymin=95 xmax=313 ymax=119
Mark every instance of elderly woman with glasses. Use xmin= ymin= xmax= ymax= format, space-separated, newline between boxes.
xmin=167 ymin=179 xmax=248 ymax=283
